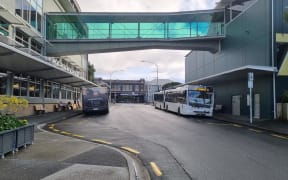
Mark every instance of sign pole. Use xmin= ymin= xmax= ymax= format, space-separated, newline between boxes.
xmin=249 ymin=87 xmax=253 ymax=124
xmin=248 ymin=72 xmax=254 ymax=124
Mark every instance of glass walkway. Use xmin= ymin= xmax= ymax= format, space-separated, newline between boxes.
xmin=46 ymin=9 xmax=225 ymax=41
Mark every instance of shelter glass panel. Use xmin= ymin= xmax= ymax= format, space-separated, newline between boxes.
xmin=168 ymin=22 xmax=190 ymax=38
xmin=111 ymin=23 xmax=138 ymax=38
xmin=140 ymin=23 xmax=164 ymax=38
xmin=87 ymin=23 xmax=109 ymax=39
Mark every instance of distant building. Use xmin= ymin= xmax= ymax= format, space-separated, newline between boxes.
xmin=94 ymin=78 xmax=146 ymax=103
xmin=145 ymin=79 xmax=173 ymax=103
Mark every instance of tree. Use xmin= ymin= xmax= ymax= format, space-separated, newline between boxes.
xmin=162 ymin=82 xmax=182 ymax=90
xmin=88 ymin=62 xmax=95 ymax=81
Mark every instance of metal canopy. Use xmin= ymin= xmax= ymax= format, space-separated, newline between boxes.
xmin=0 ymin=42 xmax=97 ymax=87
xmin=186 ymin=65 xmax=277 ymax=86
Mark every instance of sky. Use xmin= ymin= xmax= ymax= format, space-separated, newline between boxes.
xmin=77 ymin=0 xmax=219 ymax=83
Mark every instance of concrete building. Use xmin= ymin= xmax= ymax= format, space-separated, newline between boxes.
xmin=185 ymin=0 xmax=288 ymax=120
xmin=0 ymin=0 xmax=95 ymax=116
xmin=145 ymin=79 xmax=173 ymax=103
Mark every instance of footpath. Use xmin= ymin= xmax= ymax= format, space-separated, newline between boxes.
xmin=214 ymin=113 xmax=288 ymax=136
xmin=0 ymin=111 xmax=149 ymax=180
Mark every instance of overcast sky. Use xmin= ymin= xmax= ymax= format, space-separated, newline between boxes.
xmin=77 ymin=0 xmax=219 ymax=83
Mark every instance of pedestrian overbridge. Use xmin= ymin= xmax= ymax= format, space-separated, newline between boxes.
xmin=45 ymin=9 xmax=225 ymax=56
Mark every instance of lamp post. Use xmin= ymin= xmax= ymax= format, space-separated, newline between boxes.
xmin=109 ymin=70 xmax=124 ymax=103
xmin=141 ymin=60 xmax=159 ymax=91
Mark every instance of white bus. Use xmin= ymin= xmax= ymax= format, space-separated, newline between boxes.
xmin=160 ymin=85 xmax=214 ymax=117
xmin=153 ymin=91 xmax=165 ymax=109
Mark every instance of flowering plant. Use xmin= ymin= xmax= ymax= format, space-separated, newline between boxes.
xmin=0 ymin=96 xmax=29 ymax=131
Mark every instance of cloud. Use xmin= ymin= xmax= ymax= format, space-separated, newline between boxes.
xmin=78 ymin=0 xmax=188 ymax=12
xmin=90 ymin=49 xmax=187 ymax=82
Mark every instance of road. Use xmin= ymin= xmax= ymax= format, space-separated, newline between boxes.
xmin=48 ymin=104 xmax=288 ymax=180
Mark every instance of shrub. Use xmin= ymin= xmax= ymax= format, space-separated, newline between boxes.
xmin=0 ymin=96 xmax=29 ymax=132
xmin=281 ymin=90 xmax=288 ymax=103
xmin=0 ymin=96 xmax=28 ymax=115
xmin=0 ymin=115 xmax=28 ymax=131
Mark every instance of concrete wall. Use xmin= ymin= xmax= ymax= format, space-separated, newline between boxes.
xmin=0 ymin=0 xmax=15 ymax=12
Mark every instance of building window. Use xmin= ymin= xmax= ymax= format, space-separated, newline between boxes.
xmin=15 ymin=30 xmax=29 ymax=47
xmin=0 ymin=73 xmax=7 ymax=95
xmin=13 ymin=75 xmax=28 ymax=97
xmin=29 ymin=77 xmax=40 ymax=97
xmin=15 ymin=0 xmax=43 ymax=33
xmin=0 ymin=18 xmax=9 ymax=36
xmin=52 ymin=83 xmax=60 ymax=99
xmin=61 ymin=86 xmax=67 ymax=99
xmin=44 ymin=81 xmax=52 ymax=98
xmin=31 ymin=39 xmax=42 ymax=53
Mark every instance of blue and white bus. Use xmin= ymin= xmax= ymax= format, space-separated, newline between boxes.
xmin=153 ymin=91 xmax=165 ymax=109
xmin=154 ymin=85 xmax=214 ymax=117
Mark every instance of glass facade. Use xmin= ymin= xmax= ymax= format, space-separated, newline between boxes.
xmin=15 ymin=0 xmax=43 ymax=32
xmin=29 ymin=77 xmax=40 ymax=97
xmin=0 ymin=73 xmax=7 ymax=95
xmin=46 ymin=10 xmax=225 ymax=40
xmin=0 ymin=18 xmax=9 ymax=36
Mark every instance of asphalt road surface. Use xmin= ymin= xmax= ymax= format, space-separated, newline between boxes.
xmin=50 ymin=104 xmax=288 ymax=180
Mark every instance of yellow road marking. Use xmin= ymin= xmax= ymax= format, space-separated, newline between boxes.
xmin=271 ymin=134 xmax=288 ymax=140
xmin=91 ymin=139 xmax=112 ymax=145
xmin=207 ymin=122 xmax=230 ymax=126
xmin=60 ymin=131 xmax=71 ymax=135
xmin=53 ymin=129 xmax=60 ymax=132
xmin=249 ymin=128 xmax=262 ymax=133
xmin=121 ymin=147 xmax=140 ymax=154
xmin=48 ymin=126 xmax=54 ymax=129
xmin=49 ymin=124 xmax=55 ymax=127
xmin=232 ymin=124 xmax=242 ymax=128
xmin=150 ymin=162 xmax=163 ymax=176
xmin=72 ymin=134 xmax=85 ymax=138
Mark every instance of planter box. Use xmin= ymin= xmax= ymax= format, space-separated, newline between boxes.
xmin=0 ymin=129 xmax=16 ymax=158
xmin=0 ymin=124 xmax=34 ymax=158
xmin=16 ymin=124 xmax=34 ymax=150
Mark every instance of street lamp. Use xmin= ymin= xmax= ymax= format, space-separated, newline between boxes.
xmin=141 ymin=60 xmax=159 ymax=91
xmin=109 ymin=70 xmax=124 ymax=103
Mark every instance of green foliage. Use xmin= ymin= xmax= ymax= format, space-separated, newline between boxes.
xmin=281 ymin=90 xmax=288 ymax=103
xmin=284 ymin=10 xmax=288 ymax=23
xmin=162 ymin=82 xmax=182 ymax=90
xmin=0 ymin=115 xmax=28 ymax=131
xmin=88 ymin=62 xmax=95 ymax=81
xmin=0 ymin=96 xmax=29 ymax=132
